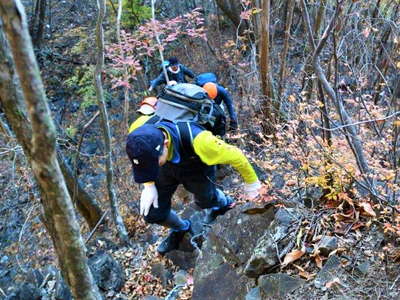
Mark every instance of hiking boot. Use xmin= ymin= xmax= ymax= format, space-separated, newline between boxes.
xmin=157 ymin=221 xmax=192 ymax=255
xmin=204 ymin=196 xmax=235 ymax=224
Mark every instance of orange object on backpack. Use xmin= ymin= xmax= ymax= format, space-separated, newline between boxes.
xmin=137 ymin=97 xmax=158 ymax=115
xmin=203 ymin=82 xmax=218 ymax=100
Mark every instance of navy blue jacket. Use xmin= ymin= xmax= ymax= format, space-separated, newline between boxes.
xmin=214 ymin=84 xmax=238 ymax=124
xmin=150 ymin=64 xmax=195 ymax=89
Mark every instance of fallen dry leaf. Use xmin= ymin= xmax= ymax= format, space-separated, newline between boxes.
xmin=286 ymin=179 xmax=297 ymax=186
xmin=299 ymin=270 xmax=316 ymax=281
xmin=359 ymin=202 xmax=376 ymax=217
xmin=315 ymin=254 xmax=323 ymax=269
xmin=326 ymin=278 xmax=341 ymax=288
xmin=282 ymin=249 xmax=305 ymax=266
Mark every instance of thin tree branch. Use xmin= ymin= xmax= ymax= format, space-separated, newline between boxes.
xmin=316 ymin=111 xmax=400 ymax=132
xmin=94 ymin=0 xmax=131 ymax=246
xmin=151 ymin=0 xmax=169 ymax=83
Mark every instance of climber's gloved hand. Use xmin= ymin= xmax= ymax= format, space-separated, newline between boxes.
xmin=244 ymin=180 xmax=261 ymax=200
xmin=140 ymin=182 xmax=158 ymax=216
xmin=148 ymin=86 xmax=153 ymax=92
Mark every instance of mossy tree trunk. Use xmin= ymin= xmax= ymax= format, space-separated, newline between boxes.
xmin=0 ymin=1 xmax=102 ymax=299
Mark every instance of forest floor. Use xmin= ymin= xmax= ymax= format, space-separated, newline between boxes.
xmin=1 ymin=1 xmax=400 ymax=300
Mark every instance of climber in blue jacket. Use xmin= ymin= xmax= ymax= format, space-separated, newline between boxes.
xmin=202 ymin=81 xmax=238 ymax=131
xmin=148 ymin=57 xmax=195 ymax=91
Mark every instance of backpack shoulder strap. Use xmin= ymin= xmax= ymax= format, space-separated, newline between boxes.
xmin=146 ymin=114 xmax=161 ymax=125
xmin=176 ymin=122 xmax=196 ymax=159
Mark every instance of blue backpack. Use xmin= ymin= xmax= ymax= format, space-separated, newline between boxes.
xmin=195 ymin=72 xmax=218 ymax=86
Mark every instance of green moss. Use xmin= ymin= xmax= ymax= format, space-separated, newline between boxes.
xmin=65 ymin=65 xmax=110 ymax=110
xmin=108 ymin=0 xmax=151 ymax=29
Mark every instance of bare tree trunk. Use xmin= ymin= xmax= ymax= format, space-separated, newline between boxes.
xmin=30 ymin=0 xmax=46 ymax=47
xmin=0 ymin=1 xmax=102 ymax=299
xmin=58 ymin=154 xmax=103 ymax=229
xmin=35 ymin=0 xmax=46 ymax=47
xmin=29 ymin=0 xmax=39 ymax=35
xmin=300 ymin=0 xmax=377 ymax=197
xmin=215 ymin=0 xmax=247 ymax=33
xmin=372 ymin=4 xmax=399 ymax=104
xmin=116 ymin=0 xmax=131 ymax=130
xmin=302 ymin=0 xmax=326 ymax=102
xmin=371 ymin=0 xmax=382 ymax=24
xmin=313 ymin=0 xmax=327 ymax=36
xmin=259 ymin=0 xmax=275 ymax=131
xmin=151 ymin=0 xmax=169 ymax=84
xmin=259 ymin=0 xmax=271 ymax=98
xmin=278 ymin=0 xmax=295 ymax=98
xmin=0 ymin=21 xmax=103 ymax=230
xmin=116 ymin=0 xmax=122 ymax=39
xmin=94 ymin=0 xmax=130 ymax=246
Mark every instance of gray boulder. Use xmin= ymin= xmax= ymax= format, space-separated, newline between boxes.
xmin=245 ymin=287 xmax=263 ymax=300
xmin=88 ymin=251 xmax=125 ymax=292
xmin=5 ymin=283 xmax=42 ymax=300
xmin=245 ymin=208 xmax=301 ymax=277
xmin=318 ymin=236 xmax=338 ymax=256
xmin=258 ymin=273 xmax=305 ymax=298
xmin=192 ymin=203 xmax=274 ymax=300
xmin=314 ymin=255 xmax=342 ymax=289
xmin=192 ymin=263 xmax=250 ymax=300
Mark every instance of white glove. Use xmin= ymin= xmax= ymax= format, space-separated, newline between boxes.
xmin=140 ymin=184 xmax=159 ymax=216
xmin=244 ymin=181 xmax=261 ymax=200
xmin=148 ymin=86 xmax=153 ymax=92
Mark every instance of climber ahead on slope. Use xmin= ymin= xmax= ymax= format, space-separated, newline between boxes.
xmin=196 ymin=72 xmax=239 ymax=131
xmin=148 ymin=57 xmax=195 ymax=91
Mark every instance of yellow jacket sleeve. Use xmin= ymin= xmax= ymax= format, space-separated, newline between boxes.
xmin=128 ymin=115 xmax=152 ymax=133
xmin=192 ymin=131 xmax=258 ymax=184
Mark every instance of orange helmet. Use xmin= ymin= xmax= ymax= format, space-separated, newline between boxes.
xmin=203 ymin=82 xmax=218 ymax=99
xmin=137 ymin=97 xmax=157 ymax=115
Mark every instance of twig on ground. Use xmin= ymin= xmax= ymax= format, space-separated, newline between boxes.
xmin=17 ymin=203 xmax=39 ymax=274
xmin=39 ymin=272 xmax=51 ymax=289
xmin=85 ymin=209 xmax=109 ymax=244
xmin=390 ymin=274 xmax=400 ymax=290
xmin=165 ymin=284 xmax=185 ymax=300
xmin=73 ymin=111 xmax=100 ymax=204
xmin=0 ymin=287 xmax=6 ymax=297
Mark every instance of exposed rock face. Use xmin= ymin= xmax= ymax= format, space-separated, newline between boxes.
xmin=317 ymin=236 xmax=338 ymax=256
xmin=192 ymin=263 xmax=249 ymax=300
xmin=88 ymin=251 xmax=125 ymax=292
xmin=258 ymin=273 xmax=305 ymax=298
xmin=245 ymin=208 xmax=302 ymax=277
xmin=4 ymin=283 xmax=41 ymax=300
xmin=314 ymin=255 xmax=342 ymax=289
xmin=192 ymin=203 xmax=274 ymax=300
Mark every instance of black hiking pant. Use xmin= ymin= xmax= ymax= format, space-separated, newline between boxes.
xmin=144 ymin=158 xmax=226 ymax=224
